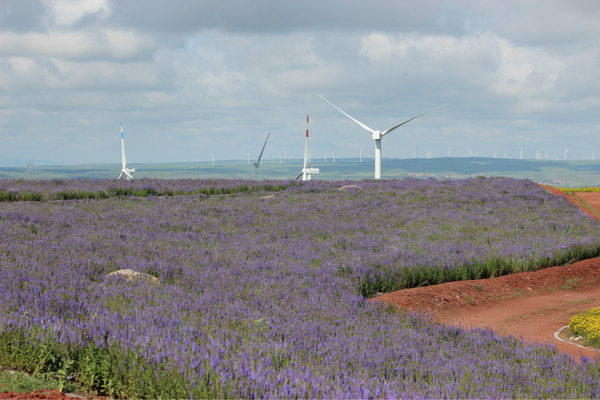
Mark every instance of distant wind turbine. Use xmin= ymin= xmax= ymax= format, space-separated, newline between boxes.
xmin=253 ymin=132 xmax=270 ymax=180
xmin=296 ymin=114 xmax=319 ymax=181
xmin=318 ymin=94 xmax=445 ymax=179
xmin=118 ymin=121 xmax=135 ymax=180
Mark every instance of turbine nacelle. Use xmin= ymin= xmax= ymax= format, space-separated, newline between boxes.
xmin=372 ymin=130 xmax=381 ymax=140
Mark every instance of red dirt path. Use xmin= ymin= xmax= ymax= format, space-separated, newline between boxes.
xmin=371 ymin=188 xmax=600 ymax=362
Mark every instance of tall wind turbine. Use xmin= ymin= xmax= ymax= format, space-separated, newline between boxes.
xmin=253 ymin=132 xmax=270 ymax=180
xmin=319 ymin=95 xmax=445 ymax=179
xmin=118 ymin=121 xmax=135 ymax=180
xmin=296 ymin=114 xmax=319 ymax=181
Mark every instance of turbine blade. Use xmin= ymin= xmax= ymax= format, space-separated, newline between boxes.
xmin=318 ymin=94 xmax=376 ymax=134
xmin=118 ymin=171 xmax=124 ymax=179
xmin=296 ymin=172 xmax=303 ymax=180
xmin=381 ymin=104 xmax=446 ymax=137
xmin=257 ymin=132 xmax=270 ymax=165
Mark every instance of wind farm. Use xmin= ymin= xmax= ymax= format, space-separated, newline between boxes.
xmin=2 ymin=97 xmax=596 ymax=187
xmin=1 ymin=88 xmax=597 ymax=187
xmin=3 ymin=157 xmax=600 ymax=188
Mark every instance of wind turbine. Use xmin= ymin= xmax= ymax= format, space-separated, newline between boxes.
xmin=118 ymin=121 xmax=135 ymax=180
xmin=296 ymin=114 xmax=320 ymax=181
xmin=253 ymin=132 xmax=270 ymax=180
xmin=318 ymin=95 xmax=445 ymax=179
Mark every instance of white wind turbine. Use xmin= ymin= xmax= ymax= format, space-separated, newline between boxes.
xmin=296 ymin=114 xmax=319 ymax=181
xmin=118 ymin=121 xmax=135 ymax=180
xmin=319 ymin=95 xmax=445 ymax=179
xmin=253 ymin=132 xmax=270 ymax=180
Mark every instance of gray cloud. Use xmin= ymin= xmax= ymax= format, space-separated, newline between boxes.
xmin=1 ymin=0 xmax=599 ymax=166
xmin=108 ymin=1 xmax=453 ymax=35
xmin=0 ymin=0 xmax=49 ymax=32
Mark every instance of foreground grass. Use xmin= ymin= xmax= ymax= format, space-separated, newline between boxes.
xmin=0 ymin=368 xmax=81 ymax=395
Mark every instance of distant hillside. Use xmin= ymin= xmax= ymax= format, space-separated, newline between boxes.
xmin=1 ymin=157 xmax=598 ymax=187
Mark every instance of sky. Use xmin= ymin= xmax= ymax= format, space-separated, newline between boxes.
xmin=1 ymin=0 xmax=600 ymax=166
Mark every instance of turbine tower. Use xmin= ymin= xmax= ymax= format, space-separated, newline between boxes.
xmin=297 ymin=114 xmax=319 ymax=181
xmin=118 ymin=121 xmax=135 ymax=180
xmin=253 ymin=132 xmax=270 ymax=180
xmin=319 ymin=95 xmax=445 ymax=179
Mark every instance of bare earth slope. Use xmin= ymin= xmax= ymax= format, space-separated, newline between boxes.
xmin=371 ymin=189 xmax=600 ymax=362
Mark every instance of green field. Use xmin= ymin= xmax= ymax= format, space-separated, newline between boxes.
xmin=1 ymin=157 xmax=599 ymax=187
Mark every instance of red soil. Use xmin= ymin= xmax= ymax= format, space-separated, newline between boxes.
xmin=0 ymin=389 xmax=64 ymax=399
xmin=371 ymin=188 xmax=600 ymax=362
xmin=0 ymin=384 xmax=109 ymax=400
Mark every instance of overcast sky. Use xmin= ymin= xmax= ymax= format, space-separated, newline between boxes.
xmin=1 ymin=0 xmax=599 ymax=166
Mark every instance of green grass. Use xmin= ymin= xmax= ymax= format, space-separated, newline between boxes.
xmin=2 ymin=158 xmax=600 ymax=186
xmin=561 ymin=277 xmax=583 ymax=290
xmin=558 ymin=187 xmax=600 ymax=193
xmin=0 ymin=368 xmax=82 ymax=394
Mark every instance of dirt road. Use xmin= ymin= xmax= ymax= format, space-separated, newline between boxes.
xmin=372 ymin=189 xmax=600 ymax=362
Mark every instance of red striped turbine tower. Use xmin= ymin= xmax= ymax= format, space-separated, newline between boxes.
xmin=297 ymin=114 xmax=319 ymax=181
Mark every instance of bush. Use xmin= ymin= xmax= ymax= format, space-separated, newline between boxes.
xmin=569 ymin=308 xmax=600 ymax=346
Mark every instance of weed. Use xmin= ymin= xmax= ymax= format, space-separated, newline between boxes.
xmin=561 ymin=277 xmax=582 ymax=290
xmin=0 ymin=368 xmax=81 ymax=395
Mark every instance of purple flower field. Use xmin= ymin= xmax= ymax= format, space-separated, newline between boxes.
xmin=0 ymin=178 xmax=289 ymax=201
xmin=1 ymin=177 xmax=600 ymax=398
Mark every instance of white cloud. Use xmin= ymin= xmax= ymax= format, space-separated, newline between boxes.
xmin=44 ymin=0 xmax=109 ymax=27
xmin=0 ymin=30 xmax=156 ymax=61
xmin=490 ymin=39 xmax=563 ymax=101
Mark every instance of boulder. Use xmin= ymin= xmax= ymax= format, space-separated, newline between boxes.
xmin=337 ymin=184 xmax=364 ymax=191
xmin=105 ymin=269 xmax=159 ymax=283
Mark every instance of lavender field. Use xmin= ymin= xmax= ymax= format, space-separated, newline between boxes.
xmin=1 ymin=177 xmax=600 ymax=398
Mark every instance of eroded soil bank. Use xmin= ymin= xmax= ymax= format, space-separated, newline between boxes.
xmin=371 ymin=189 xmax=600 ymax=362
xmin=370 ymin=258 xmax=600 ymax=361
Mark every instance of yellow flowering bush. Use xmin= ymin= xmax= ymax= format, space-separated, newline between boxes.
xmin=559 ymin=187 xmax=600 ymax=194
xmin=569 ymin=308 xmax=600 ymax=345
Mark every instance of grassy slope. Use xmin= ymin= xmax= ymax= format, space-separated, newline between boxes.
xmin=2 ymin=158 xmax=600 ymax=187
